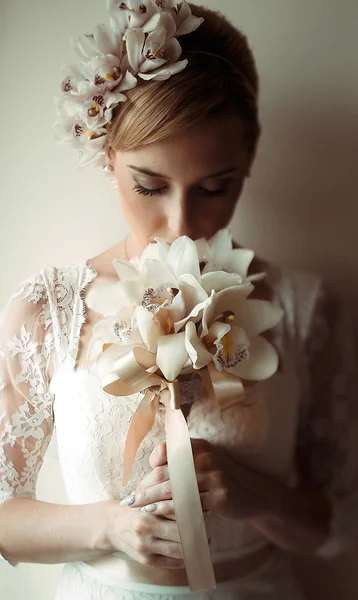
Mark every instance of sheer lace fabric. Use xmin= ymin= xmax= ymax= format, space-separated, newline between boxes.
xmin=0 ymin=260 xmax=357 ymax=591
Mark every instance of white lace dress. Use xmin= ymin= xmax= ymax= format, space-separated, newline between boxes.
xmin=0 ymin=260 xmax=357 ymax=600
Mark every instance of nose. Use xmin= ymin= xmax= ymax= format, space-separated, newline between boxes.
xmin=166 ymin=193 xmax=192 ymax=239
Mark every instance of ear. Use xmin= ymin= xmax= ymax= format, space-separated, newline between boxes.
xmin=104 ymin=139 xmax=114 ymax=164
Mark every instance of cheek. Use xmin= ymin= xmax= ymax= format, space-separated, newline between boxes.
xmin=193 ymin=194 xmax=239 ymax=238
xmin=115 ymin=177 xmax=165 ymax=237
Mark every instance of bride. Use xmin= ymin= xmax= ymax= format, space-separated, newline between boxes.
xmin=0 ymin=2 xmax=357 ymax=599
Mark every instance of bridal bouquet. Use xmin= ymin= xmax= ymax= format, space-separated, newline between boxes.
xmin=86 ymin=228 xmax=283 ymax=590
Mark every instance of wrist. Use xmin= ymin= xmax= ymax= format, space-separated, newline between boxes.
xmin=92 ymin=500 xmax=122 ymax=554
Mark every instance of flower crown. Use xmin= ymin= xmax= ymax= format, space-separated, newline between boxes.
xmin=55 ymin=1 xmax=204 ymax=170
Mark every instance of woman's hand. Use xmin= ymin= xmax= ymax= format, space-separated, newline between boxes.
xmin=103 ymin=501 xmax=184 ymax=569
xmin=122 ymin=439 xmax=275 ymax=521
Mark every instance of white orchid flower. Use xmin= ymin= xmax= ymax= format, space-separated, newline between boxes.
xmin=108 ymin=0 xmax=158 ymax=28
xmin=121 ymin=13 xmax=188 ymax=81
xmin=61 ymin=65 xmax=85 ymax=95
xmin=196 ymin=229 xmax=265 ymax=283
xmin=54 ymin=114 xmax=107 ymax=148
xmin=72 ymin=24 xmax=122 ymax=62
xmin=113 ymin=236 xmax=206 ymax=333
xmin=186 ymin=284 xmax=283 ymax=380
xmin=86 ymin=283 xmax=146 ymax=360
xmin=82 ymin=54 xmax=123 ymax=91
xmin=163 ymin=0 xmax=205 ymax=36
xmin=81 ymin=84 xmax=132 ymax=130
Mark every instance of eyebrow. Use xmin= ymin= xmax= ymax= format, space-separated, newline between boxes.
xmin=127 ymin=165 xmax=238 ymax=180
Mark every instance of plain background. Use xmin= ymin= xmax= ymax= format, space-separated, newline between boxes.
xmin=0 ymin=0 xmax=357 ymax=598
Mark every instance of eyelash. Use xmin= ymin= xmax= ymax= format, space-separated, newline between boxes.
xmin=133 ymin=184 xmax=227 ymax=197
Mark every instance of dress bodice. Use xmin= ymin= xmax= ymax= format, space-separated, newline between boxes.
xmin=1 ymin=258 xmax=357 ymax=567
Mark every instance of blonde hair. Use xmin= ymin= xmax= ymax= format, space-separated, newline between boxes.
xmin=107 ymin=4 xmax=261 ymax=163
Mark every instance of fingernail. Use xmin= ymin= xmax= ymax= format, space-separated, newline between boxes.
xmin=140 ymin=503 xmax=158 ymax=513
xmin=120 ymin=495 xmax=136 ymax=506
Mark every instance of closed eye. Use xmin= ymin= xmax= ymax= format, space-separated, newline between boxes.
xmin=133 ymin=183 xmax=164 ymax=197
xmin=133 ymin=183 xmax=228 ymax=197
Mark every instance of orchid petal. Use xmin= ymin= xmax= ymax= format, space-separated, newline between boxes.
xmin=177 ymin=274 xmax=207 ymax=312
xmin=126 ymin=28 xmax=145 ymax=71
xmin=230 ymin=335 xmax=279 ymax=381
xmin=176 ymin=15 xmax=204 ymax=36
xmin=162 ymin=37 xmax=182 ymax=63
xmin=139 ymin=238 xmax=170 ymax=266
xmin=87 ymin=337 xmax=106 ymax=362
xmin=143 ymin=11 xmax=176 ymax=39
xmin=201 ymin=271 xmax=243 ymax=294
xmin=156 ymin=332 xmax=188 ymax=381
xmin=140 ymin=259 xmax=176 ymax=287
xmin=93 ymin=24 xmax=118 ymax=56
xmin=118 ymin=70 xmax=138 ymax=91
xmin=225 ymin=249 xmax=255 ymax=278
xmin=185 ymin=321 xmax=213 ymax=369
xmin=166 ymin=289 xmax=186 ymax=323
xmin=204 ymin=320 xmax=231 ymax=345
xmin=135 ymin=306 xmax=159 ymax=352
xmin=116 ymin=280 xmax=143 ymax=305
xmin=91 ymin=318 xmax=119 ymax=342
xmin=144 ymin=26 xmax=167 ymax=57
xmin=85 ymin=283 xmax=126 ymax=316
xmin=138 ymin=59 xmax=188 ymax=80
xmin=113 ymin=258 xmax=139 ymax=280
xmin=203 ymin=283 xmax=254 ymax=333
xmin=208 ymin=228 xmax=233 ymax=258
xmin=247 ymin=272 xmax=267 ymax=283
xmin=140 ymin=57 xmax=167 ymax=74
xmin=234 ymin=300 xmax=284 ymax=339
xmin=195 ymin=238 xmax=209 ymax=260
xmin=174 ymin=289 xmax=215 ymax=333
xmin=167 ymin=236 xmax=200 ymax=280
xmin=213 ymin=324 xmax=250 ymax=374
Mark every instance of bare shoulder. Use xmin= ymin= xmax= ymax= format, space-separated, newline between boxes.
xmin=89 ymin=240 xmax=126 ymax=280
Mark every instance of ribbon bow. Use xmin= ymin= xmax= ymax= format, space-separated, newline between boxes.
xmin=99 ymin=345 xmax=247 ymax=591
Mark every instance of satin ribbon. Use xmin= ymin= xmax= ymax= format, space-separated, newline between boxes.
xmin=99 ymin=345 xmax=247 ymax=591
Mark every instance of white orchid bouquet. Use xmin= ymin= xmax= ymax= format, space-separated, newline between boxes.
xmin=87 ymin=229 xmax=282 ymax=385
xmin=55 ymin=0 xmax=204 ymax=168
xmin=86 ymin=228 xmax=283 ymax=591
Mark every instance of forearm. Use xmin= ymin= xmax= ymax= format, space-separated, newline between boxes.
xmin=0 ymin=497 xmax=114 ymax=565
xmin=251 ymin=481 xmax=331 ymax=555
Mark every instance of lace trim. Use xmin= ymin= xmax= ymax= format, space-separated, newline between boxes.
xmin=70 ymin=259 xmax=98 ymax=371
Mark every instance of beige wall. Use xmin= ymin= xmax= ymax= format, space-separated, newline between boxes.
xmin=1 ymin=0 xmax=357 ymax=598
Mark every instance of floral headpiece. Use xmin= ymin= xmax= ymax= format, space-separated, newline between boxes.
xmin=55 ymin=1 xmax=204 ymax=169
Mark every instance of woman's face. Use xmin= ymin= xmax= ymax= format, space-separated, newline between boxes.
xmin=112 ymin=115 xmax=252 ymax=253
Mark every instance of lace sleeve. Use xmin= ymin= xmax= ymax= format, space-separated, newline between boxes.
xmin=0 ymin=274 xmax=56 ymax=565
xmin=296 ymin=281 xmax=358 ymax=557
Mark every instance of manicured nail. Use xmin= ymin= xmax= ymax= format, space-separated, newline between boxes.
xmin=120 ymin=495 xmax=136 ymax=506
xmin=141 ymin=503 xmax=158 ymax=513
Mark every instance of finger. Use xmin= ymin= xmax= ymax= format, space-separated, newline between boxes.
xmin=141 ymin=500 xmax=176 ymax=519
xmin=150 ymin=540 xmax=183 ymax=561
xmin=193 ymin=450 xmax=218 ymax=473
xmin=154 ymin=516 xmax=181 ymax=543
xmin=149 ymin=441 xmax=167 ymax=469
xmin=136 ymin=464 xmax=169 ymax=492
xmin=191 ymin=438 xmax=210 ymax=452
xmin=132 ymin=480 xmax=172 ymax=507
xmin=200 ymin=488 xmax=228 ymax=513
xmin=141 ymin=497 xmax=211 ymax=518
